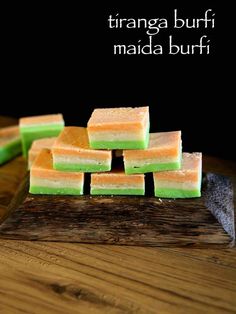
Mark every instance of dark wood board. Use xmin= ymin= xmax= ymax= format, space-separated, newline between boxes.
xmin=0 ymin=173 xmax=234 ymax=247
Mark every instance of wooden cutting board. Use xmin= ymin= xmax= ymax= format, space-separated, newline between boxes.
xmin=0 ymin=172 xmax=234 ymax=247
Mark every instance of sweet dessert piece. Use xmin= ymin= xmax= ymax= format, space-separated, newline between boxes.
xmin=28 ymin=137 xmax=57 ymax=168
xmin=0 ymin=125 xmax=22 ymax=165
xmin=19 ymin=114 xmax=64 ymax=157
xmin=30 ymin=149 xmax=84 ymax=195
xmin=91 ymin=169 xmax=145 ymax=195
xmin=123 ymin=131 xmax=182 ymax=174
xmin=153 ymin=153 xmax=202 ymax=198
xmin=87 ymin=107 xmax=150 ymax=149
xmin=52 ymin=127 xmax=112 ymax=172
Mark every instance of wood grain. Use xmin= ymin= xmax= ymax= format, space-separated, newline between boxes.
xmin=1 ymin=241 xmax=236 ymax=314
xmin=0 ymin=173 xmax=234 ymax=247
xmin=0 ymin=116 xmax=236 ymax=314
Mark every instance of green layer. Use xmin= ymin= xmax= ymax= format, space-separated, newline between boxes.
xmin=0 ymin=138 xmax=22 ymax=165
xmin=54 ymin=162 xmax=111 ymax=172
xmin=20 ymin=126 xmax=63 ymax=157
xmin=89 ymin=124 xmax=150 ymax=150
xmin=30 ymin=185 xmax=83 ymax=195
xmin=154 ymin=188 xmax=201 ymax=198
xmin=91 ymin=188 xmax=145 ymax=195
xmin=90 ymin=140 xmax=148 ymax=150
xmin=125 ymin=161 xmax=181 ymax=174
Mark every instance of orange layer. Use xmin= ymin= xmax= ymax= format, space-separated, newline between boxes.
xmin=20 ymin=114 xmax=63 ymax=126
xmin=31 ymin=149 xmax=84 ymax=180
xmin=123 ymin=131 xmax=181 ymax=160
xmin=153 ymin=153 xmax=201 ymax=182
xmin=87 ymin=107 xmax=149 ymax=131
xmin=124 ymin=147 xmax=179 ymax=159
xmin=0 ymin=125 xmax=19 ymax=146
xmin=91 ymin=170 xmax=144 ymax=185
xmin=154 ymin=171 xmax=198 ymax=182
xmin=52 ymin=127 xmax=111 ymax=159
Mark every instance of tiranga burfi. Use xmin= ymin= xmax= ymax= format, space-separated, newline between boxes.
xmin=87 ymin=107 xmax=150 ymax=149
xmin=20 ymin=114 xmax=64 ymax=157
xmin=30 ymin=149 xmax=84 ymax=195
xmin=52 ymin=127 xmax=112 ymax=172
xmin=28 ymin=137 xmax=57 ymax=169
xmin=153 ymin=153 xmax=202 ymax=198
xmin=91 ymin=169 xmax=145 ymax=195
xmin=123 ymin=131 xmax=182 ymax=174
xmin=0 ymin=125 xmax=22 ymax=165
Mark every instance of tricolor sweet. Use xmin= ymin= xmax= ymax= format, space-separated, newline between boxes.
xmin=30 ymin=149 xmax=84 ymax=195
xmin=28 ymin=137 xmax=57 ymax=169
xmin=123 ymin=131 xmax=182 ymax=174
xmin=52 ymin=127 xmax=112 ymax=172
xmin=0 ymin=125 xmax=22 ymax=165
xmin=153 ymin=152 xmax=202 ymax=198
xmin=91 ymin=169 xmax=145 ymax=195
xmin=87 ymin=107 xmax=150 ymax=149
xmin=20 ymin=114 xmax=64 ymax=157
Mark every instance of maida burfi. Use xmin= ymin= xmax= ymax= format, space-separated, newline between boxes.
xmin=30 ymin=149 xmax=84 ymax=195
xmin=153 ymin=153 xmax=202 ymax=198
xmin=91 ymin=169 xmax=145 ymax=195
xmin=87 ymin=107 xmax=150 ymax=149
xmin=52 ymin=127 xmax=112 ymax=172
xmin=123 ymin=131 xmax=182 ymax=174
xmin=28 ymin=137 xmax=57 ymax=168
xmin=0 ymin=125 xmax=22 ymax=165
xmin=20 ymin=114 xmax=64 ymax=157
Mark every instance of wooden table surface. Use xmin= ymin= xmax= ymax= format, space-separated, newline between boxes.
xmin=0 ymin=116 xmax=235 ymax=314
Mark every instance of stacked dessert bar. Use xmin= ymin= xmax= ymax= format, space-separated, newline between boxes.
xmin=0 ymin=108 xmax=202 ymax=198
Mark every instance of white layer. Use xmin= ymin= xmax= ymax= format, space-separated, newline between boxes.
xmin=53 ymin=155 xmax=111 ymax=165
xmin=91 ymin=183 xmax=144 ymax=189
xmin=154 ymin=180 xmax=200 ymax=191
xmin=30 ymin=177 xmax=83 ymax=189
xmin=89 ymin=130 xmax=147 ymax=142
xmin=125 ymin=156 xmax=179 ymax=166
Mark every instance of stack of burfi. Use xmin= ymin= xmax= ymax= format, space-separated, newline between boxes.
xmin=26 ymin=106 xmax=202 ymax=198
xmin=87 ymin=107 xmax=149 ymax=196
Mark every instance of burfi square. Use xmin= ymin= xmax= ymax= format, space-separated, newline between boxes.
xmin=52 ymin=127 xmax=112 ymax=172
xmin=91 ymin=169 xmax=145 ymax=195
xmin=0 ymin=125 xmax=22 ymax=165
xmin=20 ymin=114 xmax=64 ymax=157
xmin=153 ymin=153 xmax=202 ymax=198
xmin=123 ymin=131 xmax=182 ymax=174
xmin=28 ymin=137 xmax=57 ymax=169
xmin=87 ymin=107 xmax=150 ymax=149
xmin=30 ymin=149 xmax=84 ymax=195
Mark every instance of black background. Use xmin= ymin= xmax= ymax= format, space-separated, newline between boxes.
xmin=1 ymin=2 xmax=232 ymax=160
